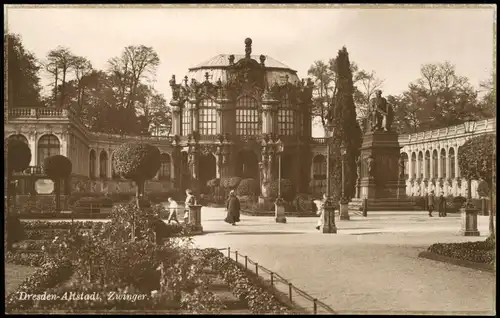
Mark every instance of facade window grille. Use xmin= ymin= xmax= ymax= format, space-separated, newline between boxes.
xmin=199 ymin=99 xmax=217 ymax=135
xmin=278 ymin=109 xmax=294 ymax=136
xmin=236 ymin=96 xmax=259 ymax=136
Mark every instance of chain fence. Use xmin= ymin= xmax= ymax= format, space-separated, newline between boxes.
xmin=216 ymin=247 xmax=335 ymax=314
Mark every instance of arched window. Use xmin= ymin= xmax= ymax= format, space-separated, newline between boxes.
xmin=236 ymin=96 xmax=259 ymax=136
xmin=8 ymin=134 xmax=28 ymax=144
xmin=199 ymin=99 xmax=217 ymax=135
xmin=181 ymin=107 xmax=191 ymax=136
xmin=449 ymin=148 xmax=455 ymax=179
xmin=99 ymin=151 xmax=108 ymax=179
xmin=424 ymin=151 xmax=430 ymax=179
xmin=411 ymin=152 xmax=417 ymax=179
xmin=89 ymin=150 xmax=96 ymax=178
xmin=440 ymin=149 xmax=446 ymax=179
xmin=417 ymin=152 xmax=423 ymax=179
xmin=432 ymin=150 xmax=438 ymax=179
xmin=37 ymin=134 xmax=60 ymax=166
xmin=159 ymin=153 xmax=171 ymax=180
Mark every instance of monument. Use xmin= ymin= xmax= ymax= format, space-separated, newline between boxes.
xmin=349 ymin=90 xmax=417 ymax=211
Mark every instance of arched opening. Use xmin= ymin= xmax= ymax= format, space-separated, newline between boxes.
xmin=89 ymin=150 xmax=96 ymax=179
xmin=424 ymin=150 xmax=431 ymax=179
xmin=432 ymin=149 xmax=438 ymax=179
xmin=159 ymin=153 xmax=171 ymax=180
xmin=8 ymin=134 xmax=28 ymax=144
xmin=99 ymin=151 xmax=108 ymax=179
xmin=38 ymin=134 xmax=60 ymax=166
xmin=449 ymin=148 xmax=455 ymax=179
xmin=401 ymin=152 xmax=409 ymax=180
xmin=440 ymin=149 xmax=447 ymax=179
xmin=417 ymin=152 xmax=423 ymax=179
xmin=411 ymin=152 xmax=417 ymax=179
xmin=312 ymin=155 xmax=327 ymax=196
xmin=236 ymin=149 xmax=259 ymax=181
xmin=199 ymin=154 xmax=217 ymax=194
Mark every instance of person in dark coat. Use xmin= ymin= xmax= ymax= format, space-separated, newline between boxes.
xmin=225 ymin=190 xmax=241 ymax=225
xmin=428 ymin=190 xmax=435 ymax=217
xmin=437 ymin=192 xmax=447 ymax=217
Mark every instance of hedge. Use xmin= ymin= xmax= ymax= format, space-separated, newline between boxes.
xmin=236 ymin=178 xmax=259 ymax=196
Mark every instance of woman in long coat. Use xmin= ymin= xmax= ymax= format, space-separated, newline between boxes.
xmin=225 ymin=190 xmax=241 ymax=225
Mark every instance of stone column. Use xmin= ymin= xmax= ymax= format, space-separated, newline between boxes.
xmin=446 ymin=150 xmax=451 ymax=180
xmin=107 ymin=149 xmax=113 ymax=179
xmin=171 ymin=106 xmax=181 ymax=136
xmin=454 ymin=147 xmax=460 ymax=178
xmin=60 ymin=132 xmax=69 ymax=158
xmin=96 ymin=149 xmax=101 ymax=179
xmin=423 ymin=153 xmax=428 ymax=180
xmin=28 ymin=132 xmax=37 ymax=166
xmin=190 ymin=104 xmax=199 ymax=133
xmin=429 ymin=150 xmax=435 ymax=180
xmin=437 ymin=149 xmax=442 ymax=178
xmin=408 ymin=152 xmax=414 ymax=180
xmin=216 ymin=108 xmax=223 ymax=135
xmin=415 ymin=155 xmax=421 ymax=180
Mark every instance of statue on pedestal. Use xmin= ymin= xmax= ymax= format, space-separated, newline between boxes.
xmin=368 ymin=90 xmax=393 ymax=132
xmin=398 ymin=156 xmax=406 ymax=179
xmin=366 ymin=155 xmax=376 ymax=179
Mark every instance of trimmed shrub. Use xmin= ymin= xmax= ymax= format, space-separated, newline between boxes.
xmin=7 ymin=139 xmax=31 ymax=174
xmin=267 ymin=179 xmax=296 ymax=202
xmin=236 ymin=178 xmax=259 ymax=196
xmin=113 ymin=142 xmax=161 ymax=201
xmin=221 ymin=176 xmax=242 ymax=190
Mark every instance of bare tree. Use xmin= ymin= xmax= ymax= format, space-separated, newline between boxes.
xmin=44 ymin=46 xmax=77 ymax=108
xmin=354 ymin=70 xmax=384 ymax=119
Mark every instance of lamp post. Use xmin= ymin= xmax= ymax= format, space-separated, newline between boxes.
xmin=323 ymin=121 xmax=337 ymax=233
xmin=339 ymin=143 xmax=350 ymax=221
xmin=275 ymin=139 xmax=286 ymax=223
xmin=460 ymin=116 xmax=480 ymax=236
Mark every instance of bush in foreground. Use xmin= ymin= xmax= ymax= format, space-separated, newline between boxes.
xmin=428 ymin=236 xmax=495 ymax=265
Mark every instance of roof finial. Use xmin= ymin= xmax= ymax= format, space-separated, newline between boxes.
xmin=228 ymin=55 xmax=235 ymax=65
xmin=259 ymin=55 xmax=266 ymax=66
xmin=184 ymin=76 xmax=188 ymax=86
xmin=204 ymin=72 xmax=210 ymax=82
xmin=285 ymin=74 xmax=289 ymax=83
xmin=244 ymin=38 xmax=252 ymax=59
xmin=169 ymin=75 xmax=176 ymax=87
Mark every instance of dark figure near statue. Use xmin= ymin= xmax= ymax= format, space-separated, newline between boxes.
xmin=368 ymin=90 xmax=394 ymax=132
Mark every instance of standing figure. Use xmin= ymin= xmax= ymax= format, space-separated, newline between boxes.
xmin=166 ymin=197 xmax=180 ymax=224
xmin=314 ymin=194 xmax=327 ymax=230
xmin=437 ymin=192 xmax=447 ymax=217
xmin=184 ymin=189 xmax=196 ymax=224
xmin=428 ymin=190 xmax=435 ymax=217
xmin=225 ymin=190 xmax=241 ymax=226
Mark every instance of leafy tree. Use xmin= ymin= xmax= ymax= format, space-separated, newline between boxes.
xmin=328 ymin=47 xmax=361 ymax=201
xmin=353 ymin=70 xmax=384 ymax=120
xmin=44 ymin=46 xmax=78 ymax=108
xmin=43 ymin=155 xmax=73 ymax=212
xmin=5 ymin=33 xmax=42 ymax=109
xmin=391 ymin=62 xmax=487 ymax=133
xmin=457 ymin=134 xmax=495 ymax=238
xmin=478 ymin=71 xmax=496 ymax=118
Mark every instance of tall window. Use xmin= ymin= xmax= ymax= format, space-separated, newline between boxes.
xmin=37 ymin=134 xmax=60 ymax=166
xmin=159 ymin=153 xmax=171 ymax=180
xmin=182 ymin=107 xmax=191 ymax=136
xmin=432 ymin=150 xmax=438 ymax=179
xmin=199 ymin=99 xmax=217 ymax=135
xmin=424 ymin=151 xmax=430 ymax=179
xmin=278 ymin=109 xmax=294 ymax=135
xmin=236 ymin=96 xmax=259 ymax=136
xmin=440 ymin=149 xmax=447 ymax=179
xmin=99 ymin=151 xmax=108 ymax=179
xmin=313 ymin=155 xmax=327 ymax=195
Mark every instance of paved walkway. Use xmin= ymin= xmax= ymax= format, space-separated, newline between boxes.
xmin=193 ymin=208 xmax=496 ymax=315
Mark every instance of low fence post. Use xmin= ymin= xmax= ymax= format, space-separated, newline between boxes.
xmin=235 ymin=251 xmax=238 ymax=263
xmin=228 ymin=247 xmax=230 ymax=258
xmin=245 ymin=256 xmax=248 ymax=269
xmin=288 ymin=283 xmax=292 ymax=302
xmin=255 ymin=263 xmax=259 ymax=275
xmin=270 ymin=272 xmax=274 ymax=286
xmin=313 ymin=298 xmax=317 ymax=314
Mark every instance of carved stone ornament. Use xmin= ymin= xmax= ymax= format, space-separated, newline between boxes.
xmin=366 ymin=155 xmax=376 ymax=178
xmin=199 ymin=144 xmax=214 ymax=156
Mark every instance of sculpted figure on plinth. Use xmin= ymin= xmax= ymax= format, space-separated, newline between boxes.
xmin=368 ymin=90 xmax=393 ymax=132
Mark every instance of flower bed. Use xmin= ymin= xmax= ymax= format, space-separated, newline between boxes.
xmin=201 ymin=248 xmax=290 ymax=314
xmin=6 ymin=251 xmax=47 ymax=267
xmin=426 ymin=236 xmax=496 ymax=266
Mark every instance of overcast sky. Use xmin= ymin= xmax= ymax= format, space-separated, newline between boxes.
xmin=5 ymin=5 xmax=496 ymax=136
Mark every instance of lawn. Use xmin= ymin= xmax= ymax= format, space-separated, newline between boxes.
xmin=5 ymin=263 xmax=39 ymax=295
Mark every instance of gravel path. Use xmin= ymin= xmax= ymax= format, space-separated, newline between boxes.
xmin=194 ymin=208 xmax=496 ymax=315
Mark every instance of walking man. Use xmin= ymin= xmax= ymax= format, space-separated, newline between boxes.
xmin=437 ymin=192 xmax=447 ymax=217
xmin=428 ymin=190 xmax=435 ymax=217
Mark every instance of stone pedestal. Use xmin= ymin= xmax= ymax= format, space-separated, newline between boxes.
xmin=339 ymin=203 xmax=350 ymax=220
xmin=188 ymin=205 xmax=203 ymax=233
xmin=322 ymin=203 xmax=337 ymax=234
xmin=275 ymin=203 xmax=287 ymax=223
xmin=460 ymin=206 xmax=480 ymax=236
xmin=351 ymin=130 xmax=416 ymax=211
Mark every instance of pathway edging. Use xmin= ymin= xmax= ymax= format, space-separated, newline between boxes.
xmin=418 ymin=251 xmax=495 ymax=273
